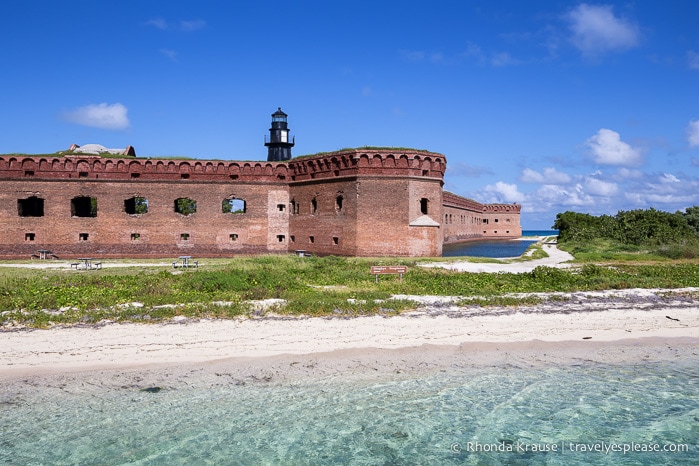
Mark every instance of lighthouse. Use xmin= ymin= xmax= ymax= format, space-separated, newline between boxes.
xmin=265 ymin=107 xmax=295 ymax=161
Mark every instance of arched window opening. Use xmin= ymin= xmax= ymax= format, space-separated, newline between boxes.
xmin=124 ymin=197 xmax=148 ymax=215
xmin=174 ymin=197 xmax=197 ymax=215
xmin=222 ymin=198 xmax=246 ymax=214
xmin=335 ymin=195 xmax=344 ymax=213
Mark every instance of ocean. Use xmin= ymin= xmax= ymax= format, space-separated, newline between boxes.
xmin=442 ymin=230 xmax=558 ymax=258
xmin=1 ymin=357 xmax=696 ymax=465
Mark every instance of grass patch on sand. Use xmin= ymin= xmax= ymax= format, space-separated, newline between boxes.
xmin=1 ymin=254 xmax=699 ymax=328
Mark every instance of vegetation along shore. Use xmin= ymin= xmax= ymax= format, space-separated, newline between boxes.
xmin=1 ymin=206 xmax=698 ymax=329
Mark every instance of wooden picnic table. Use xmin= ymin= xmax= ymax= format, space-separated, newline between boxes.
xmin=31 ymin=249 xmax=55 ymax=260
xmin=173 ymin=256 xmax=198 ymax=268
xmin=72 ymin=258 xmax=102 ymax=270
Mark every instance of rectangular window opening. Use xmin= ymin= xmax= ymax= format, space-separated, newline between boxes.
xmin=332 ymin=236 xmax=339 ymax=245
xmin=131 ymin=233 xmax=140 ymax=241
xmin=25 ymin=233 xmax=35 ymax=241
xmin=277 ymin=204 xmax=285 ymax=211
xmin=180 ymin=233 xmax=190 ymax=241
xmin=181 ymin=173 xmax=190 ymax=179
xmin=420 ymin=198 xmax=429 ymax=215
xmin=79 ymin=172 xmax=89 ymax=178
xmin=309 ymin=236 xmax=315 ymax=244
xmin=79 ymin=233 xmax=89 ymax=241
xmin=24 ymin=170 xmax=34 ymax=177
xmin=290 ymin=235 xmax=295 ymax=243
xmin=229 ymin=233 xmax=238 ymax=242
xmin=277 ymin=235 xmax=285 ymax=242
xmin=71 ymin=196 xmax=97 ymax=217
xmin=18 ymin=196 xmax=45 ymax=217
xmin=230 ymin=174 xmax=239 ymax=180
xmin=130 ymin=173 xmax=140 ymax=179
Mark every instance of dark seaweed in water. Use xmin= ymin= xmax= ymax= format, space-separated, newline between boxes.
xmin=140 ymin=387 xmax=162 ymax=393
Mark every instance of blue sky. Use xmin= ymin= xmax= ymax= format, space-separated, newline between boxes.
xmin=2 ymin=1 xmax=699 ymax=229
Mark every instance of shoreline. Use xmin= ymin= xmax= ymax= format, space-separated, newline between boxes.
xmin=1 ymin=337 xmax=697 ymax=390
xmin=2 ymin=288 xmax=697 ymax=380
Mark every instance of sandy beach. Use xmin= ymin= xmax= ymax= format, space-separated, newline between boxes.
xmin=1 ymin=287 xmax=697 ymax=380
xmin=1 ymin=242 xmax=697 ymax=382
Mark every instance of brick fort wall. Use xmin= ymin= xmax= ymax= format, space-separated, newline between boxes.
xmin=0 ymin=150 xmax=521 ymax=258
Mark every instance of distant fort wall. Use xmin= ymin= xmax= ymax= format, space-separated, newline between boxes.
xmin=442 ymin=191 xmax=522 ymax=243
xmin=0 ymin=150 xmax=521 ymax=258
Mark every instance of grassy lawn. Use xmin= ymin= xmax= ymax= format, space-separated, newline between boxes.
xmin=2 ymin=249 xmax=699 ymax=328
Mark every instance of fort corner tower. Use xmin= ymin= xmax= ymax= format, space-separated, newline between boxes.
xmin=265 ymin=107 xmax=294 ymax=161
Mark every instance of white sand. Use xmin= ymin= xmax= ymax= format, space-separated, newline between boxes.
xmin=1 ymin=288 xmax=697 ymax=378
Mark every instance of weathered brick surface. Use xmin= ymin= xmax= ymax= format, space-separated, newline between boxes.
xmin=0 ymin=150 xmax=520 ymax=258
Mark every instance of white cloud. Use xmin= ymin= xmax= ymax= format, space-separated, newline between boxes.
xmin=482 ymin=181 xmax=526 ymax=203
xmin=62 ymin=103 xmax=130 ymax=130
xmin=585 ymin=128 xmax=642 ymax=166
xmin=659 ymin=173 xmax=680 ymax=184
xmin=401 ymin=50 xmax=426 ymax=61
xmin=616 ymin=167 xmax=644 ymax=179
xmin=687 ymin=120 xmax=699 ymax=147
xmin=688 ymin=51 xmax=699 ymax=70
xmin=490 ymin=52 xmax=518 ymax=67
xmin=145 ymin=17 xmax=167 ymax=30
xmin=584 ymin=177 xmax=618 ymax=196
xmin=521 ymin=167 xmax=571 ymax=184
xmin=623 ymin=172 xmax=699 ymax=207
xmin=160 ymin=49 xmax=178 ymax=61
xmin=145 ymin=18 xmax=206 ymax=32
xmin=567 ymin=4 xmax=639 ymax=56
xmin=520 ymin=184 xmax=596 ymax=213
xmin=180 ymin=19 xmax=206 ymax=32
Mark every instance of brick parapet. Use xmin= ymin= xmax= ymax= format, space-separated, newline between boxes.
xmin=483 ymin=203 xmax=521 ymax=213
xmin=287 ymin=149 xmax=446 ymax=182
xmin=0 ymin=155 xmax=291 ymax=183
xmin=442 ymin=191 xmax=485 ymax=212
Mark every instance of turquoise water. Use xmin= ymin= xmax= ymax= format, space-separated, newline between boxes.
xmin=1 ymin=361 xmax=697 ymax=465
xmin=522 ymin=229 xmax=559 ymax=237
xmin=443 ymin=240 xmax=538 ymax=258
xmin=442 ymin=230 xmax=557 ymax=258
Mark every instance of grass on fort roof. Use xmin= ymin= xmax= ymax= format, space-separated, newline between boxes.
xmin=293 ymin=146 xmax=441 ymax=160
xmin=1 ymin=250 xmax=699 ymax=328
xmin=2 ymin=146 xmax=442 ymax=162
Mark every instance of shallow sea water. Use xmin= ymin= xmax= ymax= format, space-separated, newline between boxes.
xmin=1 ymin=361 xmax=697 ymax=465
xmin=442 ymin=240 xmax=538 ymax=258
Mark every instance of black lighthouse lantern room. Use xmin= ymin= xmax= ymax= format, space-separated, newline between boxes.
xmin=265 ymin=107 xmax=295 ymax=162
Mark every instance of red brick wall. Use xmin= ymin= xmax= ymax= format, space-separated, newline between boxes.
xmin=0 ymin=179 xmax=288 ymax=258
xmin=442 ymin=192 xmax=522 ymax=243
xmin=0 ymin=151 xmax=521 ymax=258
